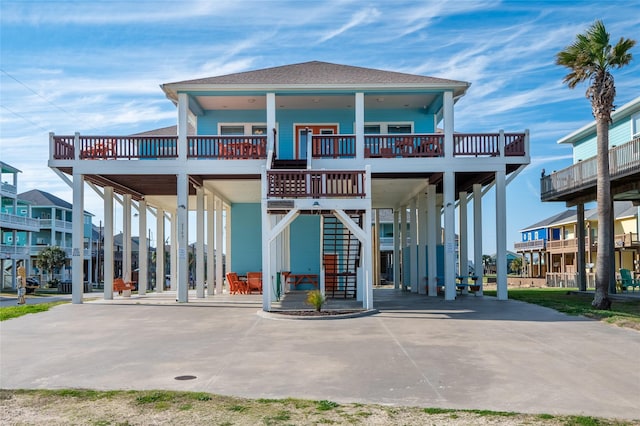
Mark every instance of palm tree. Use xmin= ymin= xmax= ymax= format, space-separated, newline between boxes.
xmin=556 ymin=20 xmax=635 ymax=309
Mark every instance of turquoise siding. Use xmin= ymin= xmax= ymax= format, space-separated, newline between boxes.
xmin=198 ymin=110 xmax=267 ymax=134
xmin=289 ymin=215 xmax=321 ymax=289
xmin=402 ymin=244 xmax=444 ymax=287
xmin=196 ymin=108 xmax=436 ymax=159
xmin=229 ymin=204 xmax=321 ymax=283
xmin=572 ymin=112 xmax=635 ymax=163
xmin=230 ymin=203 xmax=262 ymax=274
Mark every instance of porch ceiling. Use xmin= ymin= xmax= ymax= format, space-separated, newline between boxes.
xmin=194 ymin=93 xmax=438 ymax=111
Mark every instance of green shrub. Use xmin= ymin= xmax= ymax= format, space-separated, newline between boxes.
xmin=306 ymin=290 xmax=326 ymax=312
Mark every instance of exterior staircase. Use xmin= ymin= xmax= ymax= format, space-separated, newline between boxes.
xmin=322 ymin=214 xmax=361 ymax=299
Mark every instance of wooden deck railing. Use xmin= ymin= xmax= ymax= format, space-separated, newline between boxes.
xmin=312 ymin=135 xmax=356 ymax=158
xmin=514 ymin=239 xmax=546 ymax=251
xmin=52 ymin=132 xmax=526 ymax=161
xmin=267 ymin=170 xmax=366 ymax=198
xmin=188 ymin=135 xmax=267 ymax=159
xmin=541 ymin=137 xmax=640 ymax=200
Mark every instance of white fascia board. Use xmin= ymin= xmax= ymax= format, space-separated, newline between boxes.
xmin=293 ymin=198 xmax=369 ymax=211
xmin=164 ymin=82 xmax=470 ymax=97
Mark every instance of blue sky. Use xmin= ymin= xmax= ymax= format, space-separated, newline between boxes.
xmin=1 ymin=0 xmax=639 ymax=254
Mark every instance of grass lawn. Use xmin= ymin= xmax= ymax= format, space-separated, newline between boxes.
xmin=484 ymin=288 xmax=640 ymax=330
xmin=0 ymin=300 xmax=68 ymax=321
xmin=1 ymin=389 xmax=635 ymax=425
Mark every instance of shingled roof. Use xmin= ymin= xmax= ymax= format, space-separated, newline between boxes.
xmin=164 ymin=61 xmax=469 ymax=87
xmin=18 ymin=189 xmax=72 ymax=209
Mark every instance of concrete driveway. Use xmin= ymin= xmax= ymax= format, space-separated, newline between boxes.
xmin=1 ymin=289 xmax=638 ymax=421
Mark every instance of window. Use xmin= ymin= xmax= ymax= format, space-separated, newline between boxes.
xmin=252 ymin=125 xmax=267 ymax=135
xmin=364 ymin=122 xmax=413 ymax=134
xmin=632 ymin=113 xmax=640 ymax=139
xmin=220 ymin=125 xmax=244 ymax=135
xmin=387 ymin=124 xmax=412 ymax=134
xmin=219 ymin=123 xmax=268 ymax=135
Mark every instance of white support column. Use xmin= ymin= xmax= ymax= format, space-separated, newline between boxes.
xmin=266 ymin=93 xmax=276 ymax=152
xmin=176 ymin=174 xmax=189 ymax=302
xmin=155 ymin=208 xmax=165 ymax=293
xmin=400 ymin=206 xmax=407 ymax=290
xmin=207 ymin=194 xmax=215 ymax=296
xmin=261 ymin=166 xmax=272 ymax=311
xmin=426 ymin=185 xmax=438 ymax=296
xmin=171 ymin=212 xmax=177 ymax=291
xmin=443 ymin=91 xmax=454 ymax=159
xmin=363 ymin=206 xmax=373 ymax=309
xmin=418 ymin=191 xmax=427 ymax=295
xmin=393 ymin=209 xmax=400 ymax=290
xmin=71 ymin=173 xmax=84 ymax=304
xmin=215 ymin=197 xmax=224 ymax=295
xmin=138 ymin=200 xmax=148 ymax=296
xmin=123 ymin=194 xmax=132 ymax=283
xmin=364 ymin=166 xmax=373 ymax=309
xmin=443 ymin=171 xmax=456 ymax=300
xmin=225 ymin=203 xmax=231 ymax=281
xmin=496 ymin=168 xmax=508 ymax=300
xmin=104 ymin=187 xmax=114 ymax=300
xmin=374 ymin=209 xmax=380 ymax=286
xmin=409 ymin=198 xmax=418 ymax=293
xmin=355 ymin=92 xmax=365 ymax=160
xmin=473 ymin=184 xmax=484 ymax=296
xmin=459 ymin=191 xmax=468 ymax=294
xmin=178 ymin=93 xmax=188 ymax=161
xmin=196 ymin=187 xmax=205 ymax=298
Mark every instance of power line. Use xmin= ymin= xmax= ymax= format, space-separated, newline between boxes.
xmin=1 ymin=68 xmax=79 ymax=122
xmin=0 ymin=104 xmax=49 ymax=133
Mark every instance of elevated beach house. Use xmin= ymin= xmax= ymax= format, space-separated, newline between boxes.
xmin=540 ymin=96 xmax=640 ymax=291
xmin=48 ymin=61 xmax=529 ymax=309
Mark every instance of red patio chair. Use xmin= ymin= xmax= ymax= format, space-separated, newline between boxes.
xmin=246 ymin=272 xmax=262 ymax=294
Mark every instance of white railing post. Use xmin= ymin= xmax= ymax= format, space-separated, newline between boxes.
xmin=49 ymin=132 xmax=55 ymax=161
xmin=307 ymin=130 xmax=313 ymax=169
xmin=74 ymin=132 xmax=80 ymax=160
xmin=498 ymin=129 xmax=505 ymax=157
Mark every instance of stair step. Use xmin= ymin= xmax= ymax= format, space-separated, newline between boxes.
xmin=272 ymin=159 xmax=307 ymax=169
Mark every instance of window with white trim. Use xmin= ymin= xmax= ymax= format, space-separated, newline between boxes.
xmin=363 ymin=122 xmax=413 ymax=134
xmin=632 ymin=113 xmax=640 ymax=139
xmin=219 ymin=123 xmax=267 ymax=135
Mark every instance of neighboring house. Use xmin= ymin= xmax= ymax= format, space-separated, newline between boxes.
xmin=540 ymin=96 xmax=640 ymax=289
xmin=0 ymin=162 xmax=40 ymax=289
xmin=48 ymin=61 xmax=530 ymax=308
xmin=10 ymin=189 xmax=94 ymax=285
xmin=516 ymin=202 xmax=638 ymax=285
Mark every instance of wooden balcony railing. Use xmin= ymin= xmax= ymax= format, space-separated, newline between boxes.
xmin=312 ymin=135 xmax=356 ymax=158
xmin=514 ymin=239 xmax=546 ymax=251
xmin=188 ymin=136 xmax=267 ymax=159
xmin=541 ymin=137 xmax=640 ymax=200
xmin=53 ymin=132 xmax=526 ymax=161
xmin=615 ymin=232 xmax=639 ymax=248
xmin=267 ymin=170 xmax=366 ymax=198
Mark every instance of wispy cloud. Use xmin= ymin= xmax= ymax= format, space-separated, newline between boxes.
xmin=317 ymin=7 xmax=381 ymax=43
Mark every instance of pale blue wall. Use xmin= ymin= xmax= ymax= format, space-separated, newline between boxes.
xmin=572 ymin=112 xmax=635 ymax=162
xmin=229 ymin=205 xmax=321 ymax=280
xmin=290 ymin=215 xmax=321 ymax=280
xmin=402 ymin=244 xmax=444 ymax=286
xmin=196 ymin=107 xmax=436 ymax=159
xmin=230 ymin=203 xmax=262 ymax=274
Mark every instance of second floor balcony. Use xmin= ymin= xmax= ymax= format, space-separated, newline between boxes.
xmin=0 ymin=213 xmax=40 ymax=232
xmin=541 ymin=137 xmax=640 ymax=203
xmin=52 ymin=132 xmax=527 ymax=162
